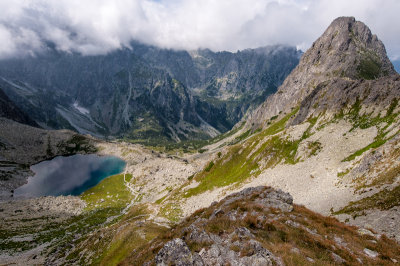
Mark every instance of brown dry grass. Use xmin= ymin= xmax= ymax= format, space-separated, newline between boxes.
xmin=121 ymin=188 xmax=400 ymax=265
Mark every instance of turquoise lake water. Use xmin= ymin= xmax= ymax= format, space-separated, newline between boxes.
xmin=14 ymin=154 xmax=126 ymax=198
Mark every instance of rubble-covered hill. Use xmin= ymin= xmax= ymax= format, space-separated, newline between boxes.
xmin=123 ymin=187 xmax=400 ymax=265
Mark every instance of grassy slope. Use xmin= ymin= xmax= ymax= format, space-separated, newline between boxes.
xmin=341 ymin=99 xmax=399 ymax=161
xmin=333 ymin=100 xmax=400 ymax=216
xmin=334 ymin=184 xmax=400 ymax=217
xmin=60 ymin=173 xmax=165 ymax=266
xmin=81 ymin=173 xmax=132 ymax=211
xmin=182 ymin=107 xmax=318 ymax=198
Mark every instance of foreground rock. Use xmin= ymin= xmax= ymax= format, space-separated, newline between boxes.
xmin=122 ymin=187 xmax=400 ymax=265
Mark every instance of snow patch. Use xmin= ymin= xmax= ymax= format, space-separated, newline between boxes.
xmin=73 ymin=102 xmax=90 ymax=115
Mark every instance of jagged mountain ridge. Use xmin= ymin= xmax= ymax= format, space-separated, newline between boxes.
xmin=0 ymin=43 xmax=300 ymax=142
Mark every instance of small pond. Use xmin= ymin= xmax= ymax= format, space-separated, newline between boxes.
xmin=14 ymin=154 xmax=126 ymax=198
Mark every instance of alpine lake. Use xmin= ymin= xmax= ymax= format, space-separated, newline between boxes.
xmin=14 ymin=154 xmax=126 ymax=198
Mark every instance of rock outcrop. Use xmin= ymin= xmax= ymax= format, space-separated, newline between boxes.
xmin=123 ymin=186 xmax=400 ymax=265
xmin=155 ymin=238 xmax=204 ymax=266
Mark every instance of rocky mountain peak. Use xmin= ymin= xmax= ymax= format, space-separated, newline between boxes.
xmin=249 ymin=17 xmax=397 ymax=128
xmin=303 ymin=16 xmax=395 ymax=80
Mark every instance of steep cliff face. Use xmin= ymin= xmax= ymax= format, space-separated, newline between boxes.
xmin=249 ymin=17 xmax=396 ymax=128
xmin=0 ymin=43 xmax=300 ymax=142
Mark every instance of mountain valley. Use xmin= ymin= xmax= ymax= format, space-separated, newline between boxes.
xmin=1 ymin=16 xmax=400 ymax=265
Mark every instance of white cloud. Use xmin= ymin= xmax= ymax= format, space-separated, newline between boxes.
xmin=0 ymin=0 xmax=399 ymax=59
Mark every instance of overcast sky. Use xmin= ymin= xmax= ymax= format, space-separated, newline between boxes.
xmin=0 ymin=0 xmax=399 ymax=60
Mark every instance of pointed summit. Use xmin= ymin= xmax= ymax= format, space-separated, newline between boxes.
xmin=304 ymin=16 xmax=395 ymax=80
xmin=249 ymin=17 xmax=398 ymax=128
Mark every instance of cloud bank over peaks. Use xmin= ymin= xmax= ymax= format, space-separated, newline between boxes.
xmin=0 ymin=0 xmax=399 ymax=59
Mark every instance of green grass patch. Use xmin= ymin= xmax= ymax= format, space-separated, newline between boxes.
xmin=229 ymin=129 xmax=252 ymax=145
xmin=334 ymin=184 xmax=400 ymax=216
xmin=159 ymin=203 xmax=183 ymax=222
xmin=198 ymin=148 xmax=207 ymax=153
xmin=261 ymin=108 xmax=299 ymax=137
xmin=81 ymin=174 xmax=132 ymax=211
xmin=342 ymin=138 xmax=388 ymax=162
xmin=124 ymin=173 xmax=133 ymax=182
xmin=204 ymin=161 xmax=214 ymax=172
xmin=155 ymin=194 xmax=168 ymax=204
xmin=307 ymin=141 xmax=322 ymax=157
xmin=337 ymin=169 xmax=350 ymax=177
xmin=357 ymin=57 xmax=382 ymax=80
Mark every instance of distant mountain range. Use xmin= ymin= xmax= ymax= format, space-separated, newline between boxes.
xmin=0 ymin=43 xmax=301 ymax=143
